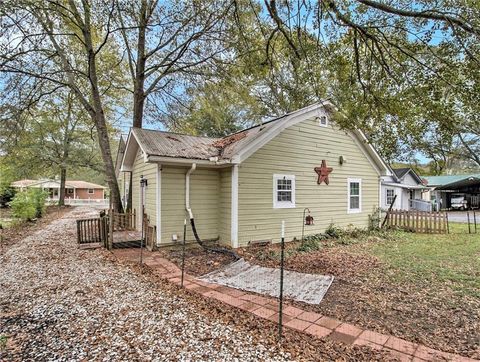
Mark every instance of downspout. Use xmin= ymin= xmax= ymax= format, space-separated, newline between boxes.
xmin=184 ymin=162 xmax=240 ymax=260
xmin=185 ymin=163 xmax=197 ymax=220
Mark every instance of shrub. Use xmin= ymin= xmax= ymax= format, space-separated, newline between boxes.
xmin=30 ymin=189 xmax=48 ymax=218
xmin=0 ymin=186 xmax=16 ymax=208
xmin=297 ymin=237 xmax=321 ymax=252
xmin=324 ymin=223 xmax=344 ymax=239
xmin=9 ymin=189 xmax=48 ymax=221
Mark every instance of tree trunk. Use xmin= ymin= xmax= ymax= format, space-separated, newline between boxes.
xmin=80 ymin=3 xmax=123 ymax=213
xmin=58 ymin=167 xmax=67 ymax=206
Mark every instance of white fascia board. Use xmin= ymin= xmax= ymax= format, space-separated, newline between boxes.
xmin=146 ymin=155 xmax=230 ymax=167
xmin=120 ymin=129 xmax=139 ymax=171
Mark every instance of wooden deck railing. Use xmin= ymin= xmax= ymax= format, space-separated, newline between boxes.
xmin=77 ymin=218 xmax=108 ymax=244
xmin=111 ymin=211 xmax=136 ymax=231
xmin=386 ymin=210 xmax=448 ymax=234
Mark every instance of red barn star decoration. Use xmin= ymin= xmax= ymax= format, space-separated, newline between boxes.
xmin=314 ymin=160 xmax=333 ymax=185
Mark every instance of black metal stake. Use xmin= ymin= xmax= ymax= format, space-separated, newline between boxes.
xmin=301 ymin=208 xmax=310 ymax=244
xmin=278 ymin=221 xmax=285 ymax=341
xmin=446 ymin=213 xmax=450 ymax=234
xmin=139 ymin=176 xmax=147 ymax=265
xmin=474 ymin=211 xmax=477 ymax=233
xmin=181 ymin=218 xmax=187 ymax=287
xmin=467 ymin=211 xmax=471 ymax=234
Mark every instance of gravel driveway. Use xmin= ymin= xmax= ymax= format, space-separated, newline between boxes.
xmin=0 ymin=207 xmax=291 ymax=361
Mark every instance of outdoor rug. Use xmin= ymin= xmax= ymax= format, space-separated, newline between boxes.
xmin=197 ymin=258 xmax=334 ymax=304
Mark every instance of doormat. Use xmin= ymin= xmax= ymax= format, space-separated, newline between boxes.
xmin=197 ymin=258 xmax=334 ymax=304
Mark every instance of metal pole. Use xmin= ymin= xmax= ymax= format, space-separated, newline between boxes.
xmin=301 ymin=208 xmax=307 ymax=244
xmin=278 ymin=220 xmax=285 ymax=341
xmin=181 ymin=218 xmax=187 ymax=287
xmin=140 ymin=176 xmax=146 ymax=265
xmin=446 ymin=213 xmax=450 ymax=234
xmin=474 ymin=211 xmax=477 ymax=233
xmin=467 ymin=211 xmax=471 ymax=234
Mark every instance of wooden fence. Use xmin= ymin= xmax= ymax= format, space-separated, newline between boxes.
xmin=77 ymin=217 xmax=108 ymax=244
xmin=111 ymin=211 xmax=136 ymax=231
xmin=385 ymin=210 xmax=448 ymax=234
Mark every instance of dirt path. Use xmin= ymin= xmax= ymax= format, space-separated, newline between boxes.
xmin=0 ymin=207 xmax=291 ymax=361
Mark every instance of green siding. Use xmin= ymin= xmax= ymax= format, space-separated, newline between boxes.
xmin=131 ymin=149 xmax=157 ymax=229
xmin=161 ymin=166 xmax=220 ymax=244
xmin=237 ymin=117 xmax=380 ymax=246
xmin=219 ymin=168 xmax=232 ymax=245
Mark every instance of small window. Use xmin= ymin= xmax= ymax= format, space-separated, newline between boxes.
xmin=348 ymin=178 xmax=361 ymax=213
xmin=386 ymin=189 xmax=395 ymax=205
xmin=273 ymin=174 xmax=295 ymax=208
xmin=318 ymin=115 xmax=328 ymax=127
xmin=88 ymin=188 xmax=94 ymax=194
xmin=67 ymin=189 xmax=74 ymax=194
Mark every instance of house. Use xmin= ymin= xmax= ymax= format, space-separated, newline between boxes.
xmin=11 ymin=179 xmax=106 ymax=203
xmin=423 ymin=174 xmax=480 ymax=210
xmin=380 ymin=167 xmax=430 ymax=211
xmin=120 ymin=102 xmax=390 ymax=249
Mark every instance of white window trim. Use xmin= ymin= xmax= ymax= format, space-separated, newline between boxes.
xmin=273 ymin=174 xmax=296 ymax=209
xmin=386 ymin=188 xmax=395 ymax=206
xmin=318 ymin=115 xmax=328 ymax=127
xmin=347 ymin=178 xmax=362 ymax=213
xmin=87 ymin=188 xmax=94 ymax=194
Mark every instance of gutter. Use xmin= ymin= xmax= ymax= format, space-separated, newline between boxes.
xmin=185 ymin=163 xmax=196 ymax=219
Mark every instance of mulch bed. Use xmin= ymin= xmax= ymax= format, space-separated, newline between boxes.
xmin=156 ymin=245 xmax=237 ymax=276
xmin=0 ymin=206 xmax=72 ymax=253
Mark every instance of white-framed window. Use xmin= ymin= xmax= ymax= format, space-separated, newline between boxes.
xmin=386 ymin=189 xmax=395 ymax=205
xmin=318 ymin=115 xmax=328 ymax=127
xmin=273 ymin=174 xmax=295 ymax=209
xmin=347 ymin=178 xmax=361 ymax=213
xmin=87 ymin=188 xmax=94 ymax=194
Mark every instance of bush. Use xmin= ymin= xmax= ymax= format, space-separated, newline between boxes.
xmin=0 ymin=186 xmax=16 ymax=207
xmin=10 ymin=189 xmax=48 ymax=221
xmin=324 ymin=223 xmax=344 ymax=239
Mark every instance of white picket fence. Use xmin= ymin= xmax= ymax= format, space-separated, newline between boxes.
xmin=47 ymin=198 xmax=109 ymax=207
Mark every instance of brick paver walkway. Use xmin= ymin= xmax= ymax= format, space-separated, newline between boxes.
xmin=113 ymin=249 xmax=477 ymax=362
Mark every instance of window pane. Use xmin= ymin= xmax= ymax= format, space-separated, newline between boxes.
xmin=350 ymin=182 xmax=359 ymax=196
xmin=277 ymin=191 xmax=292 ymax=202
xmin=350 ymin=196 xmax=360 ymax=209
xmin=277 ymin=179 xmax=292 ymax=191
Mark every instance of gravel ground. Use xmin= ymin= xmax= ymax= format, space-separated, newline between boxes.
xmin=0 ymin=207 xmax=291 ymax=361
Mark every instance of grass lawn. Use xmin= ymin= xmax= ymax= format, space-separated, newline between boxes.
xmin=367 ymin=223 xmax=480 ymax=298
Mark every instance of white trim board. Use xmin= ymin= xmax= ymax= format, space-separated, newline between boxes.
xmin=231 ymin=165 xmax=239 ymax=248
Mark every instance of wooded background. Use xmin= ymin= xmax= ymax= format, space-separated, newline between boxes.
xmin=1 ymin=0 xmax=479 ymax=210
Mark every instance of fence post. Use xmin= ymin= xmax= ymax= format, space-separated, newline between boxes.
xmin=76 ymin=220 xmax=81 ymax=243
xmin=108 ymin=207 xmax=114 ymax=250
xmin=278 ymin=220 xmax=285 ymax=341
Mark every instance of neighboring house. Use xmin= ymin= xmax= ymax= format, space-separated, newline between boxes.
xmin=424 ymin=174 xmax=480 ymax=210
xmin=381 ymin=167 xmax=430 ymax=211
xmin=12 ymin=179 xmax=106 ymax=202
xmin=120 ymin=102 xmax=390 ymax=249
